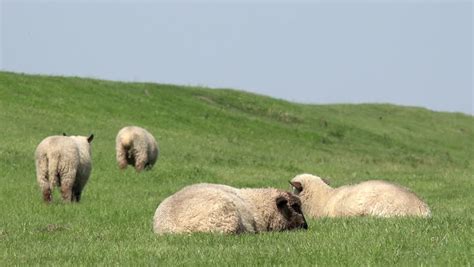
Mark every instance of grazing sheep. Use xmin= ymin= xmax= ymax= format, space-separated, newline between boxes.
xmin=35 ymin=134 xmax=94 ymax=203
xmin=153 ymin=183 xmax=308 ymax=234
xmin=290 ymin=174 xmax=431 ymax=218
xmin=116 ymin=126 xmax=158 ymax=172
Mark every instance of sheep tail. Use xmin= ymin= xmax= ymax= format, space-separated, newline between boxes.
xmin=120 ymin=133 xmax=133 ymax=149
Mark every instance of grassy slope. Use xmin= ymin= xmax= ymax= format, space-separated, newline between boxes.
xmin=0 ymin=71 xmax=472 ymax=265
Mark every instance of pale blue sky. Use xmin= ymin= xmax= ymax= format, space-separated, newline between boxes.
xmin=1 ymin=1 xmax=472 ymax=114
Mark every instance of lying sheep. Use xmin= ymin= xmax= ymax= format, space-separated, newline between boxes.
xmin=116 ymin=126 xmax=159 ymax=172
xmin=290 ymin=174 xmax=431 ymax=218
xmin=35 ymin=134 xmax=94 ymax=203
xmin=153 ymin=183 xmax=308 ymax=234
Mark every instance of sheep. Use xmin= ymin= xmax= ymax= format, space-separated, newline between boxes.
xmin=116 ymin=126 xmax=159 ymax=172
xmin=153 ymin=183 xmax=308 ymax=234
xmin=35 ymin=134 xmax=94 ymax=203
xmin=289 ymin=173 xmax=431 ymax=218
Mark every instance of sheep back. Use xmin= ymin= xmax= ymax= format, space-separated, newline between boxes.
xmin=327 ymin=180 xmax=431 ymax=218
xmin=153 ymin=183 xmax=256 ymax=234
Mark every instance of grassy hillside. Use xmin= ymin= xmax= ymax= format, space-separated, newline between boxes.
xmin=0 ymin=71 xmax=472 ymax=265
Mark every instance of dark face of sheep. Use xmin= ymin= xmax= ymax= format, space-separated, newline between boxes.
xmin=274 ymin=193 xmax=308 ymax=231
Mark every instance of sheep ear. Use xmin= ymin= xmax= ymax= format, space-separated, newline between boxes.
xmin=87 ymin=134 xmax=94 ymax=143
xmin=289 ymin=181 xmax=303 ymax=193
xmin=62 ymin=133 xmax=67 ymax=136
xmin=276 ymin=196 xmax=288 ymax=209
xmin=322 ymin=178 xmax=331 ymax=185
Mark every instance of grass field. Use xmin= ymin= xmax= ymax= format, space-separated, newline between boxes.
xmin=0 ymin=71 xmax=473 ymax=265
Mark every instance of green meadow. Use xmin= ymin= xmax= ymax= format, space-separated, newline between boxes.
xmin=0 ymin=71 xmax=472 ymax=265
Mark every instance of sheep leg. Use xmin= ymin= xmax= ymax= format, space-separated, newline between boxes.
xmin=36 ymin=156 xmax=52 ymax=203
xmin=60 ymin=182 xmax=74 ymax=202
xmin=135 ymin=163 xmax=145 ymax=172
xmin=38 ymin=176 xmax=52 ymax=203
xmin=144 ymin=162 xmax=152 ymax=170
xmin=42 ymin=187 xmax=52 ymax=203
xmin=135 ymin=157 xmax=146 ymax=172
xmin=147 ymin=148 xmax=158 ymax=170
xmin=59 ymin=171 xmax=76 ymax=203
xmin=134 ymin=152 xmax=147 ymax=172
xmin=116 ymin=145 xmax=129 ymax=169
xmin=72 ymin=180 xmax=85 ymax=202
xmin=72 ymin=177 xmax=87 ymax=202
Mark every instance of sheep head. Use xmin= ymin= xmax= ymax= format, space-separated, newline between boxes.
xmin=290 ymin=174 xmax=332 ymax=195
xmin=271 ymin=192 xmax=308 ymax=231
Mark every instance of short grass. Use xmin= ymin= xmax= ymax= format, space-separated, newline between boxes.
xmin=0 ymin=71 xmax=473 ymax=266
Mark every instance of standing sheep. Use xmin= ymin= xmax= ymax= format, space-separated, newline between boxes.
xmin=153 ymin=183 xmax=308 ymax=234
xmin=289 ymin=173 xmax=431 ymax=218
xmin=35 ymin=134 xmax=94 ymax=203
xmin=116 ymin=126 xmax=158 ymax=172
